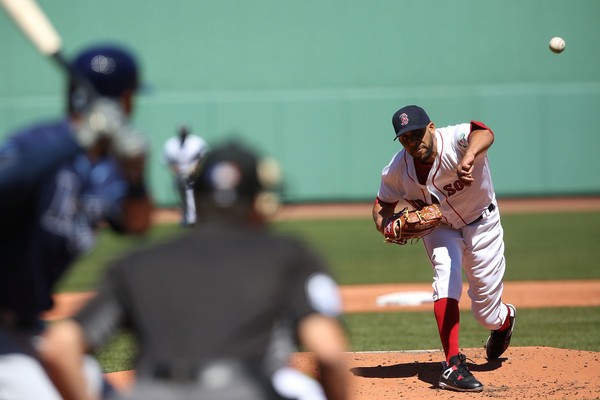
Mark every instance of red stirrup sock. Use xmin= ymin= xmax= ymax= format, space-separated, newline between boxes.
xmin=434 ymin=298 xmax=460 ymax=364
xmin=496 ymin=304 xmax=512 ymax=332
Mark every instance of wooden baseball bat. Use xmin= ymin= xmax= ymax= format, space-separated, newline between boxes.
xmin=0 ymin=0 xmax=70 ymax=67
xmin=1 ymin=0 xmax=101 ymax=113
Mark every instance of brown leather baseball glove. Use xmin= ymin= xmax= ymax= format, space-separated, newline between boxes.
xmin=383 ymin=204 xmax=443 ymax=245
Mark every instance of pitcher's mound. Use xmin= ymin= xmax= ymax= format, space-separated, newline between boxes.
xmin=291 ymin=346 xmax=599 ymax=399
xmin=106 ymin=347 xmax=599 ymax=399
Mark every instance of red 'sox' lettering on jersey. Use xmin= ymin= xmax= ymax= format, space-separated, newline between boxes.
xmin=443 ymin=180 xmax=466 ymax=197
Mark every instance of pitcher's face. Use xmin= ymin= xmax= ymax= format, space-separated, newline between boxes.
xmin=398 ymin=123 xmax=435 ymax=163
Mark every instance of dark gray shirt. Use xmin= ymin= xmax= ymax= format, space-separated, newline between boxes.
xmin=74 ymin=221 xmax=341 ymax=376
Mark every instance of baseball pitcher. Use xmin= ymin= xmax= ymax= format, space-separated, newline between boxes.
xmin=372 ymin=105 xmax=516 ymax=392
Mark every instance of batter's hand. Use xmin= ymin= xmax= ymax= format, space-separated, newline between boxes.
xmin=119 ymin=153 xmax=146 ymax=186
xmin=457 ymin=152 xmax=476 ymax=185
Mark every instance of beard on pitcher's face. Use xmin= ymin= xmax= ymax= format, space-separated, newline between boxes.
xmin=413 ymin=143 xmax=433 ymax=162
xmin=401 ymin=126 xmax=435 ymax=163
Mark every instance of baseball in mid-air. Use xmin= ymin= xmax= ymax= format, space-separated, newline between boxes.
xmin=549 ymin=36 xmax=566 ymax=54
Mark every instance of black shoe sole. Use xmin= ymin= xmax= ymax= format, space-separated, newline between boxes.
xmin=439 ymin=381 xmax=484 ymax=392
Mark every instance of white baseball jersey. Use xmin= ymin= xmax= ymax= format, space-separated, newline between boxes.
xmin=377 ymin=120 xmax=509 ymax=331
xmin=162 ymin=135 xmax=209 ymax=178
xmin=377 ymin=122 xmax=496 ymax=228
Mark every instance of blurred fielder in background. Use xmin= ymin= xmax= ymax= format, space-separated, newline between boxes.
xmin=41 ymin=140 xmax=349 ymax=400
xmin=162 ymin=124 xmax=209 ymax=227
xmin=0 ymin=43 xmax=152 ymax=399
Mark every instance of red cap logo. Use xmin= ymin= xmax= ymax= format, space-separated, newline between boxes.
xmin=399 ymin=113 xmax=409 ymax=126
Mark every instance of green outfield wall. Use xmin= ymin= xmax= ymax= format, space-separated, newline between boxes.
xmin=2 ymin=0 xmax=599 ymax=205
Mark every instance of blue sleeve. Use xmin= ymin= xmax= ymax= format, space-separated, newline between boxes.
xmin=0 ymin=121 xmax=81 ymax=231
xmin=0 ymin=121 xmax=80 ymax=194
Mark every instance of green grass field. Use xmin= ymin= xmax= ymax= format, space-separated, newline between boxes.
xmin=56 ymin=211 xmax=600 ymax=372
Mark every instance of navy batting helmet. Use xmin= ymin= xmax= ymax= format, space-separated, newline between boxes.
xmin=68 ymin=44 xmax=140 ymax=114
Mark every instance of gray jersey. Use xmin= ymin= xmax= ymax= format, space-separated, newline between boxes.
xmin=74 ymin=221 xmax=342 ymax=396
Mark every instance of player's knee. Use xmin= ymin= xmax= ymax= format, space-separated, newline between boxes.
xmin=473 ymin=313 xmax=497 ymax=330
xmin=472 ymin=307 xmax=501 ymax=330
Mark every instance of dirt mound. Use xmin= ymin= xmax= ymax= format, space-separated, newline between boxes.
xmin=293 ymin=347 xmax=600 ymax=399
xmin=106 ymin=347 xmax=600 ymax=399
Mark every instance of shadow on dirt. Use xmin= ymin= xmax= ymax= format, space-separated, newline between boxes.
xmin=350 ymin=358 xmax=506 ymax=388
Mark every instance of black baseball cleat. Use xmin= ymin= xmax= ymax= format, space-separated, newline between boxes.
xmin=439 ymin=353 xmax=484 ymax=392
xmin=485 ymin=303 xmax=517 ymax=359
